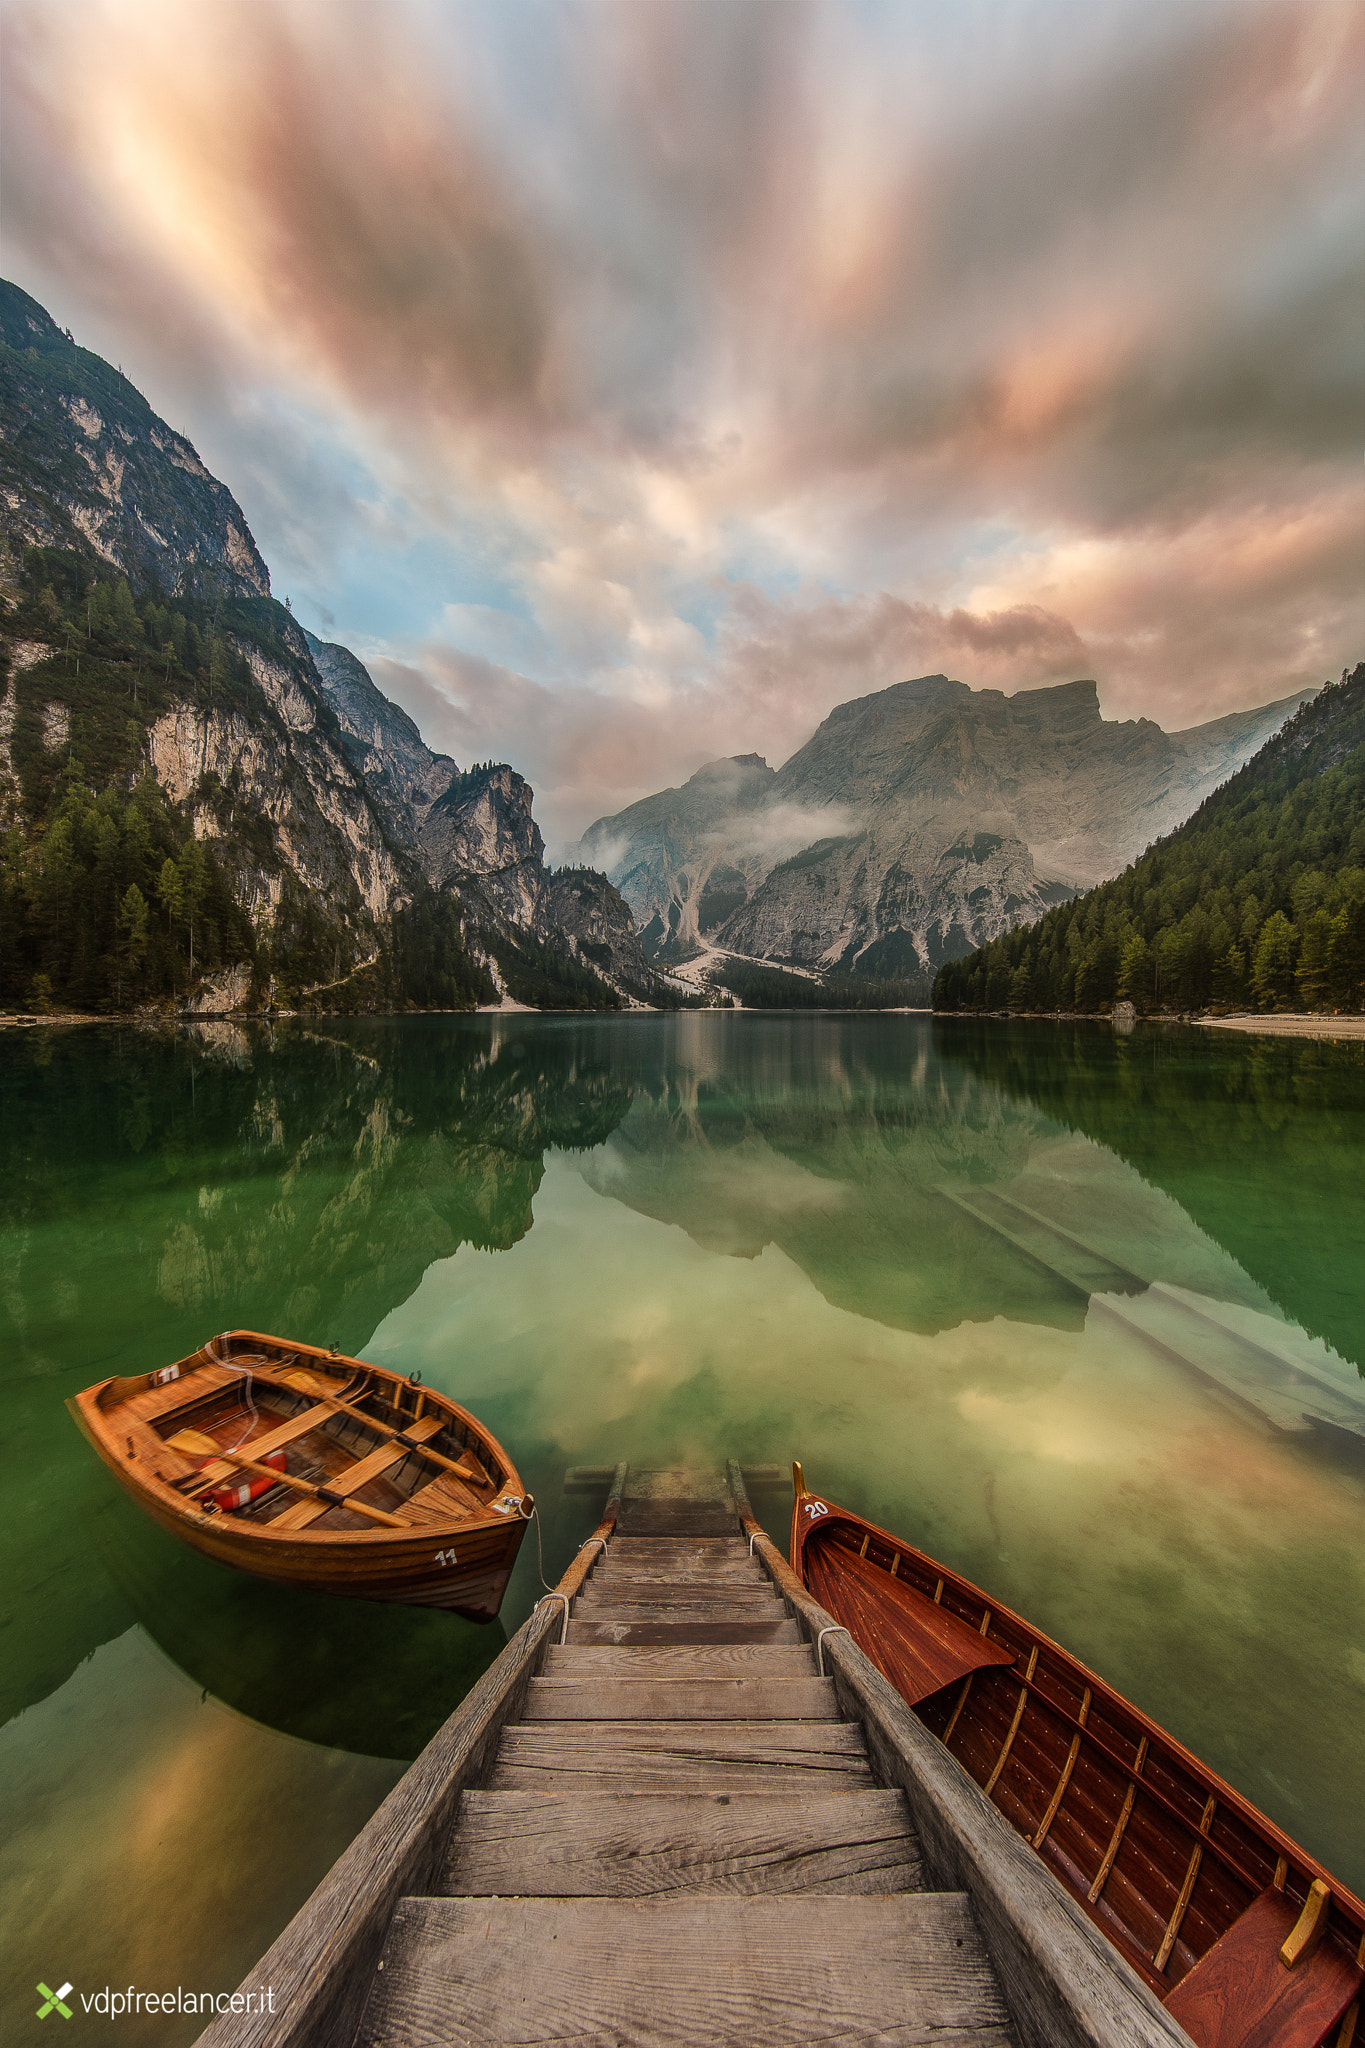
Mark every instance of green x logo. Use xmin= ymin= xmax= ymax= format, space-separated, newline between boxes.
xmin=36 ymin=1981 xmax=73 ymax=2020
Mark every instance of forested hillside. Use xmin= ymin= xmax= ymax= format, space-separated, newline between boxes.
xmin=933 ymin=666 xmax=1364 ymax=1016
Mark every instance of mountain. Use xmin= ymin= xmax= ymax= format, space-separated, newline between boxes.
xmin=0 ymin=279 xmax=649 ymax=1014
xmin=303 ymin=627 xmax=457 ymax=852
xmin=933 ymin=665 xmax=1364 ymax=1015
xmin=577 ymin=674 xmax=1316 ymax=985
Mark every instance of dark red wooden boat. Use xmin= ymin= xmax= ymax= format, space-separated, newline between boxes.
xmin=790 ymin=1464 xmax=1363 ymax=2048
xmin=70 ymin=1330 xmax=530 ymax=1620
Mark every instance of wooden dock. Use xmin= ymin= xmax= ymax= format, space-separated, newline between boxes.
xmin=199 ymin=1464 xmax=1192 ymax=2048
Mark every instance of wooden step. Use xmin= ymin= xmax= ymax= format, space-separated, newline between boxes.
xmin=584 ymin=1570 xmax=771 ymax=1596
xmin=616 ymin=1516 xmax=738 ymax=1538
xmin=440 ymin=1790 xmax=925 ymax=1898
xmin=581 ymin=1564 xmax=775 ymax=1587
xmin=489 ymin=1720 xmax=873 ymax=1792
xmin=541 ymin=1645 xmax=817 ymax=1678
xmin=359 ymin=1893 xmax=1013 ymax=2046
xmin=608 ymin=1538 xmax=753 ymax=1559
xmin=522 ymin=1676 xmax=839 ymax=1721
xmin=565 ymin=1616 xmax=803 ymax=1647
xmin=574 ymin=1595 xmax=785 ymax=1621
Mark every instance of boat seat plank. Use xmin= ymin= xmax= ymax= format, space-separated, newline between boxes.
xmin=564 ymin=1617 xmax=803 ymax=1646
xmin=489 ymin=1720 xmax=874 ymax=1793
xmin=267 ymin=1417 xmax=460 ymax=1531
xmin=358 ymin=1893 xmax=1013 ymax=2046
xmin=120 ymin=1362 xmax=237 ymax=1423
xmin=520 ymin=1676 xmax=840 ymax=1721
xmin=1164 ymin=1887 xmax=1363 ymax=2048
xmin=183 ymin=1400 xmax=341 ymax=1487
xmin=807 ymin=1537 xmax=1017 ymax=1705
xmin=405 ymin=1469 xmax=488 ymax=1519
xmin=540 ymin=1645 xmax=818 ymax=1678
xmin=440 ymin=1790 xmax=926 ymax=1898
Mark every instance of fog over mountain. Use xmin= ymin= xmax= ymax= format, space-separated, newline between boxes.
xmin=577 ymin=675 xmax=1312 ymax=977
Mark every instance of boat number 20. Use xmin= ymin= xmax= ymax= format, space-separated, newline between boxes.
xmin=434 ymin=1548 xmax=459 ymax=1567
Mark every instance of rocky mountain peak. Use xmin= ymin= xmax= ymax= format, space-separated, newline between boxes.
xmin=0 ymin=281 xmax=270 ymax=603
xmin=577 ymin=669 xmax=1317 ymax=982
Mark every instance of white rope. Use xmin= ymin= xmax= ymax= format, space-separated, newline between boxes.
xmin=520 ymin=1503 xmax=558 ymax=1592
xmin=815 ymin=1625 xmax=851 ymax=1677
xmin=578 ymin=1536 xmax=609 ymax=1565
xmin=748 ymin=1530 xmax=766 ymax=1556
xmin=535 ymin=1593 xmax=571 ymax=1646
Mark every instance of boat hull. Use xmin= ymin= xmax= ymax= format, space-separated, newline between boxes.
xmin=70 ymin=1331 xmax=529 ymax=1622
xmin=791 ymin=1485 xmax=1364 ymax=2044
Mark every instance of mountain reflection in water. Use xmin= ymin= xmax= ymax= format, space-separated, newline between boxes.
xmin=2 ymin=1011 xmax=1362 ymax=2044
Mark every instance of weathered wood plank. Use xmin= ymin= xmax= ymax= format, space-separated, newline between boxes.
xmin=521 ymin=1676 xmax=840 ymax=1721
xmin=358 ymin=1893 xmax=1014 ymax=2046
xmin=564 ymin=1616 xmax=803 ymax=1646
xmin=607 ymin=1538 xmax=752 ymax=1561
xmin=439 ymin=1790 xmax=925 ymax=1897
xmin=593 ymin=1572 xmax=773 ymax=1589
xmin=489 ymin=1719 xmax=874 ymax=1792
xmin=572 ymin=1598 xmax=786 ymax=1624
xmin=540 ymin=1644 xmax=817 ymax=1678
xmin=190 ymin=1465 xmax=630 ymax=2048
xmin=726 ymin=1461 xmax=1194 ymax=2048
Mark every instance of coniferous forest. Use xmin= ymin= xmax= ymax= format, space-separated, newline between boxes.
xmin=933 ymin=666 xmax=1365 ymax=1017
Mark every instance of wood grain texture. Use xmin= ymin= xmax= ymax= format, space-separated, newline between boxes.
xmin=357 ymin=1893 xmax=1014 ymax=2047
xmin=489 ymin=1719 xmax=874 ymax=1793
xmin=540 ymin=1645 xmax=817 ymax=1677
xmin=727 ymin=1462 xmax=1192 ymax=2048
xmin=571 ymin=1598 xmax=786 ymax=1624
xmin=191 ymin=1466 xmax=628 ymax=2048
xmin=520 ymin=1676 xmax=839 ymax=1721
xmin=439 ymin=1790 xmax=926 ymax=1897
xmin=1164 ymin=1887 xmax=1363 ymax=2048
xmin=564 ymin=1616 xmax=803 ymax=1646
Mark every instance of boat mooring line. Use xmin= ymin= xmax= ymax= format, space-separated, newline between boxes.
xmin=534 ymin=1591 xmax=571 ymax=1645
xmin=815 ymin=1624 xmax=851 ymax=1677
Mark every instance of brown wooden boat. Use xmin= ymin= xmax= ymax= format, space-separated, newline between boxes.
xmin=70 ymin=1331 xmax=531 ymax=1620
xmin=790 ymin=1465 xmax=1364 ymax=2048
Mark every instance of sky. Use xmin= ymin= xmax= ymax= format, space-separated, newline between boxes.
xmin=2 ymin=0 xmax=1362 ymax=850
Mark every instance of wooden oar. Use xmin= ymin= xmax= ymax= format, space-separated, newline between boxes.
xmin=277 ymin=1368 xmax=489 ymax=1486
xmin=168 ymin=1430 xmax=408 ymax=1529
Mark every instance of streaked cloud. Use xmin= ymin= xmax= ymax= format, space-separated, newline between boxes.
xmin=2 ymin=0 xmax=1360 ymax=849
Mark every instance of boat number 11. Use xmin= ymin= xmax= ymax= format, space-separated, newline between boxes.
xmin=434 ymin=1548 xmax=458 ymax=1567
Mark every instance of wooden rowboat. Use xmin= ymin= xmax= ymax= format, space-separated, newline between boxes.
xmin=69 ymin=1331 xmax=530 ymax=1621
xmin=790 ymin=1465 xmax=1364 ymax=2048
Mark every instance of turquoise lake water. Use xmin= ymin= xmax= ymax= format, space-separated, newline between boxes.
xmin=3 ymin=1013 xmax=1362 ymax=2042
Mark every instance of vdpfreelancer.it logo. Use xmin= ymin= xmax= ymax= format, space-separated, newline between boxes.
xmin=36 ymin=1982 xmax=73 ymax=2020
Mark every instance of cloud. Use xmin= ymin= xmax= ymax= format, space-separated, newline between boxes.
xmin=2 ymin=0 xmax=1360 ymax=834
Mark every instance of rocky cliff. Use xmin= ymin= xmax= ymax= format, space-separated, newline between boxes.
xmin=424 ymin=764 xmax=652 ymax=996
xmin=0 ymin=280 xmax=646 ymax=1012
xmin=577 ymin=673 xmax=1315 ymax=978
xmin=304 ymin=628 xmax=456 ymax=853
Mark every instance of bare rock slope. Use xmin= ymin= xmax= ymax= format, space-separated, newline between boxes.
xmin=578 ymin=674 xmax=1314 ymax=975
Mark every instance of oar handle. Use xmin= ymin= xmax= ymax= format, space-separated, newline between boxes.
xmin=202 ymin=1447 xmax=407 ymax=1529
xmin=300 ymin=1383 xmax=486 ymax=1485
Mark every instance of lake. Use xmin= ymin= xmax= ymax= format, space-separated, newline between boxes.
xmin=3 ymin=1012 xmax=1363 ymax=2043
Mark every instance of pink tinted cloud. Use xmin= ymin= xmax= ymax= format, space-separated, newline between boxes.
xmin=1 ymin=0 xmax=1360 ymax=820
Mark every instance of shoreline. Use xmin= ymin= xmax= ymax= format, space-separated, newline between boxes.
xmin=2 ymin=1006 xmax=1360 ymax=1039
xmin=1191 ymin=1012 xmax=1365 ymax=1041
